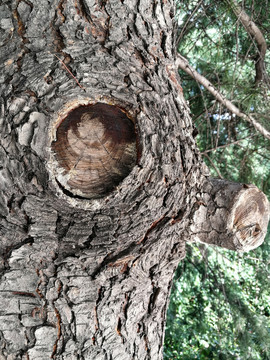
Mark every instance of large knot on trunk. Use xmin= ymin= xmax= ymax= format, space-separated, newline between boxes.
xmin=50 ymin=102 xmax=137 ymax=199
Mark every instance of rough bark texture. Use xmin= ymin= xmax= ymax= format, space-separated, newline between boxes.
xmin=0 ymin=1 xmax=269 ymax=359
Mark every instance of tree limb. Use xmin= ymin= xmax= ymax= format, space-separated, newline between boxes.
xmin=203 ymin=153 xmax=223 ymax=179
xmin=190 ymin=179 xmax=270 ymax=252
xmin=225 ymin=0 xmax=268 ymax=85
xmin=175 ymin=54 xmax=270 ymax=140
xmin=202 ymin=134 xmax=257 ymax=154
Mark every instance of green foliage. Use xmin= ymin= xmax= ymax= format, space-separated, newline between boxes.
xmin=164 ymin=241 xmax=270 ymax=359
xmin=177 ymin=0 xmax=270 ymax=193
xmin=164 ymin=0 xmax=270 ymax=358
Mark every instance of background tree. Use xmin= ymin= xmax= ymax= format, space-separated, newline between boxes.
xmin=165 ymin=0 xmax=270 ymax=358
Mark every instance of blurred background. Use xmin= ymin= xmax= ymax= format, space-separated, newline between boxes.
xmin=164 ymin=1 xmax=270 ymax=359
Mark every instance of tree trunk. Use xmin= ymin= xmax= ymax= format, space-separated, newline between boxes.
xmin=0 ymin=1 xmax=268 ymax=359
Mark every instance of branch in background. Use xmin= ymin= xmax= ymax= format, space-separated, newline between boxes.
xmin=202 ymin=134 xmax=257 ymax=154
xmin=203 ymin=153 xmax=223 ymax=179
xmin=176 ymin=0 xmax=204 ymax=46
xmin=225 ymin=0 xmax=268 ymax=85
xmin=176 ymin=54 xmax=270 ymax=140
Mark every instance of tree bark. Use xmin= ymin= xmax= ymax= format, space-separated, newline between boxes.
xmin=0 ymin=1 xmax=269 ymax=359
xmin=188 ymin=179 xmax=269 ymax=252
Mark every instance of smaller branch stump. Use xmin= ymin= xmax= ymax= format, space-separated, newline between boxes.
xmin=191 ymin=179 xmax=269 ymax=252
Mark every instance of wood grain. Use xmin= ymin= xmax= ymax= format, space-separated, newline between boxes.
xmin=51 ymin=103 xmax=137 ymax=198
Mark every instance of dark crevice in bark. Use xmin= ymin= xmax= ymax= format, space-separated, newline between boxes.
xmin=171 ymin=208 xmax=185 ymax=225
xmin=50 ymin=0 xmax=67 ymax=54
xmin=160 ymin=31 xmax=169 ymax=58
xmin=51 ymin=281 xmax=63 ymax=358
xmin=12 ymin=291 xmax=36 ymax=298
xmin=142 ymin=322 xmax=151 ymax=359
xmin=93 ymin=286 xmax=106 ymax=336
xmin=55 ymin=215 xmax=74 ymax=239
xmin=76 ymin=0 xmax=92 ymax=21
xmin=50 ymin=0 xmax=84 ymax=92
xmin=55 ymin=178 xmax=96 ymax=200
xmin=138 ymin=216 xmax=169 ymax=245
xmin=76 ymin=224 xmax=97 ymax=250
xmin=77 ymin=0 xmax=111 ymax=46
xmin=90 ymin=244 xmax=138 ymax=280
xmin=12 ymin=1 xmax=30 ymax=69
xmin=6 ymin=194 xmax=16 ymax=213
xmin=147 ymin=286 xmax=161 ymax=315
xmin=179 ymin=144 xmax=186 ymax=173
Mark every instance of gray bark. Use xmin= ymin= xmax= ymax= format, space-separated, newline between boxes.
xmin=0 ymin=1 xmax=268 ymax=359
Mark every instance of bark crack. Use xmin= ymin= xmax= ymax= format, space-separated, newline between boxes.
xmin=12 ymin=0 xmax=32 ymax=69
xmin=51 ymin=281 xmax=63 ymax=358
xmin=137 ymin=215 xmax=167 ymax=245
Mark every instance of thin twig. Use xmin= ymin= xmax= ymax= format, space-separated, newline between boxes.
xmin=224 ymin=0 xmax=268 ymax=85
xmin=53 ymin=53 xmax=85 ymax=91
xmin=203 ymin=153 xmax=223 ymax=179
xmin=176 ymin=0 xmax=204 ymax=46
xmin=202 ymin=134 xmax=257 ymax=154
xmin=176 ymin=54 xmax=270 ymax=140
